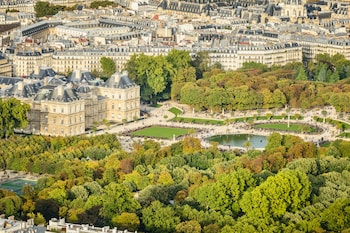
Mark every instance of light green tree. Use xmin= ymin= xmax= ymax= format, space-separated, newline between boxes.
xmin=100 ymin=57 xmax=116 ymax=77
xmin=296 ymin=66 xmax=308 ymax=80
xmin=176 ymin=220 xmax=201 ymax=233
xmin=112 ymin=212 xmax=140 ymax=231
xmin=0 ymin=98 xmax=30 ymax=139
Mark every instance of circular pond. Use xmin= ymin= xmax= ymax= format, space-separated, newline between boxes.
xmin=206 ymin=134 xmax=267 ymax=148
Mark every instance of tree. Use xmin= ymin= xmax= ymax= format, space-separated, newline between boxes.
xmin=180 ymin=83 xmax=206 ymax=111
xmin=207 ymin=88 xmax=230 ymax=112
xmin=27 ymin=212 xmax=46 ymax=225
xmin=176 ymin=220 xmax=201 ymax=233
xmin=190 ymin=168 xmax=255 ymax=215
xmin=321 ymin=198 xmax=350 ymax=232
xmin=34 ymin=1 xmax=50 ymax=17
xmin=102 ymin=118 xmax=111 ymax=130
xmin=191 ymin=51 xmax=210 ymax=79
xmin=124 ymin=54 xmax=175 ymax=104
xmin=296 ymin=66 xmax=308 ymax=80
xmin=112 ymin=212 xmax=140 ymax=231
xmin=34 ymin=1 xmax=65 ymax=17
xmin=100 ymin=57 xmax=116 ymax=77
xmin=329 ymin=70 xmax=340 ymax=83
xmin=90 ymin=0 xmax=115 ymax=8
xmin=0 ymin=196 xmax=22 ymax=217
xmin=240 ymin=62 xmax=268 ymax=72
xmin=0 ymin=98 xmax=30 ymax=139
xmin=316 ymin=64 xmax=327 ymax=82
xmin=101 ymin=183 xmax=141 ymax=219
xmin=240 ymin=170 xmax=311 ymax=219
xmin=166 ymin=50 xmax=191 ymax=71
xmin=142 ymin=201 xmax=180 ymax=233
xmin=243 ymin=140 xmax=252 ymax=151
xmin=265 ymin=132 xmax=283 ymax=151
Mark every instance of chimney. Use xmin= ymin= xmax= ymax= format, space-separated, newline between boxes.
xmin=18 ymin=81 xmax=24 ymax=91
xmin=57 ymin=85 xmax=64 ymax=96
xmin=75 ymin=70 xmax=81 ymax=81
xmin=113 ymin=72 xmax=121 ymax=83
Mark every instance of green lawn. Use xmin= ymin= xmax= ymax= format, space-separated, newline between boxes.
xmin=314 ymin=117 xmax=350 ymax=130
xmin=168 ymin=107 xmax=182 ymax=116
xmin=255 ymin=123 xmax=317 ymax=133
xmin=130 ymin=126 xmax=192 ymax=139
xmin=338 ymin=132 xmax=350 ymax=138
xmin=320 ymin=141 xmax=331 ymax=147
xmin=234 ymin=115 xmax=303 ymax=122
xmin=172 ymin=117 xmax=224 ymax=125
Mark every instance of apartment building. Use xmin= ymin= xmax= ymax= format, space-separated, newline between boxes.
xmin=0 ymin=55 xmax=12 ymax=77
xmin=292 ymin=35 xmax=350 ymax=60
xmin=209 ymin=42 xmax=302 ymax=70
xmin=13 ymin=48 xmax=54 ymax=76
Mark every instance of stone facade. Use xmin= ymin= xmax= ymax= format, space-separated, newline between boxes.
xmin=0 ymin=68 xmax=140 ymax=136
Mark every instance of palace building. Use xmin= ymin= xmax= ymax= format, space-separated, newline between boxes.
xmin=0 ymin=67 xmax=140 ymax=136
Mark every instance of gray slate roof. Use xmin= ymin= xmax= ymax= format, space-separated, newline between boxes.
xmin=105 ymin=71 xmax=137 ymax=89
xmin=34 ymin=85 xmax=80 ymax=102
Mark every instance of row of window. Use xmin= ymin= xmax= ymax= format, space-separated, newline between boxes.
xmin=45 ymin=126 xmax=84 ymax=136
xmin=50 ymin=104 xmax=83 ymax=113
xmin=52 ymin=115 xmax=83 ymax=124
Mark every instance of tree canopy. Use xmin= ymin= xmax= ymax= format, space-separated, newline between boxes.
xmin=0 ymin=98 xmax=30 ymax=139
xmin=100 ymin=57 xmax=116 ymax=78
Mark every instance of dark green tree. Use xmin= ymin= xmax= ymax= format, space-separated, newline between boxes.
xmin=191 ymin=51 xmax=210 ymax=79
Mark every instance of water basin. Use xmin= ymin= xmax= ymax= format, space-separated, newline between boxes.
xmin=206 ymin=134 xmax=267 ymax=149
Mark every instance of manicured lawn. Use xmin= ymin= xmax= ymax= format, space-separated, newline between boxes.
xmin=168 ymin=107 xmax=182 ymax=116
xmin=234 ymin=115 xmax=303 ymax=122
xmin=130 ymin=126 xmax=192 ymax=139
xmin=338 ymin=132 xmax=350 ymax=138
xmin=172 ymin=117 xmax=224 ymax=125
xmin=320 ymin=141 xmax=331 ymax=147
xmin=255 ymin=123 xmax=317 ymax=133
xmin=314 ymin=117 xmax=350 ymax=130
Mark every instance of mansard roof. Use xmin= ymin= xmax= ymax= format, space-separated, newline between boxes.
xmin=105 ymin=71 xmax=137 ymax=89
xmin=0 ymin=76 xmax=23 ymax=85
xmin=34 ymin=85 xmax=80 ymax=102
xmin=67 ymin=70 xmax=96 ymax=84
xmin=48 ymin=77 xmax=66 ymax=86
xmin=4 ymin=81 xmax=42 ymax=98
xmin=76 ymin=84 xmax=91 ymax=93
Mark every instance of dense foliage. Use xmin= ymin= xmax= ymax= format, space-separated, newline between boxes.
xmin=0 ymin=132 xmax=350 ymax=232
xmin=100 ymin=57 xmax=116 ymax=78
xmin=0 ymin=98 xmax=30 ymax=139
xmin=34 ymin=2 xmax=66 ymax=17
xmin=90 ymin=1 xmax=117 ymax=9
xmin=2 ymin=52 xmax=350 ymax=231
xmin=125 ymin=52 xmax=350 ymax=112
